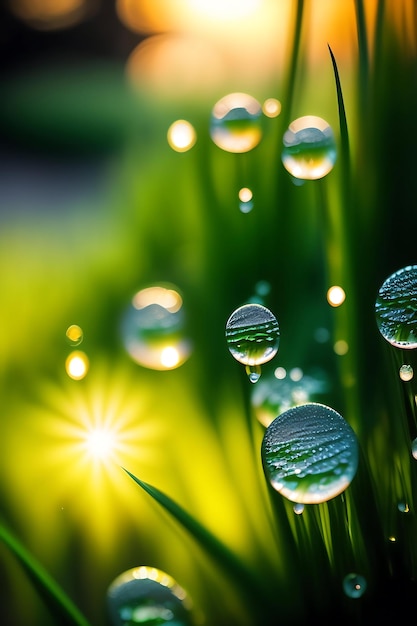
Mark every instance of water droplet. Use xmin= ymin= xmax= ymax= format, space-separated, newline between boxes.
xmin=375 ymin=265 xmax=417 ymax=349
xmin=225 ymin=304 xmax=279 ymax=381
xmin=107 ymin=566 xmax=194 ymax=626
xmin=210 ymin=93 xmax=262 ymax=153
xmin=65 ymin=351 xmax=89 ymax=380
xmin=412 ymin=437 xmax=417 ymax=460
xmin=66 ymin=324 xmax=83 ymax=346
xmin=121 ymin=284 xmax=192 ymax=370
xmin=343 ymin=573 xmax=367 ymax=599
xmin=238 ymin=187 xmax=254 ymax=213
xmin=398 ymin=501 xmax=410 ymax=513
xmin=293 ymin=503 xmax=304 ymax=515
xmin=327 ymin=285 xmax=346 ymax=307
xmin=246 ymin=364 xmax=261 ymax=383
xmin=399 ymin=364 xmax=414 ymax=381
xmin=281 ymin=116 xmax=337 ymax=180
xmin=167 ymin=120 xmax=196 ymax=152
xmin=261 ymin=403 xmax=358 ymax=503
xmin=262 ymin=98 xmax=281 ymax=118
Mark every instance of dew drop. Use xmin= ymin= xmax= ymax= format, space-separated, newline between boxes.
xmin=66 ymin=324 xmax=83 ymax=346
xmin=107 ymin=566 xmax=194 ymax=626
xmin=120 ymin=284 xmax=192 ymax=370
xmin=343 ymin=573 xmax=367 ymax=599
xmin=293 ymin=503 xmax=304 ymax=515
xmin=375 ymin=265 xmax=417 ymax=349
xmin=210 ymin=93 xmax=262 ymax=153
xmin=246 ymin=364 xmax=261 ymax=384
xmin=282 ymin=116 xmax=337 ymax=180
xmin=412 ymin=437 xmax=417 ymax=460
xmin=398 ymin=501 xmax=410 ymax=513
xmin=261 ymin=403 xmax=358 ymax=503
xmin=399 ymin=364 xmax=414 ymax=381
xmin=225 ymin=303 xmax=279 ymax=382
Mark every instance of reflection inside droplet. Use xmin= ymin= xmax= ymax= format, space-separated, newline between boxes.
xmin=210 ymin=93 xmax=262 ymax=153
xmin=375 ymin=265 xmax=417 ymax=349
xmin=107 ymin=566 xmax=194 ymax=626
xmin=121 ymin=284 xmax=192 ymax=370
xmin=225 ymin=303 xmax=279 ymax=382
xmin=281 ymin=116 xmax=337 ymax=180
xmin=343 ymin=573 xmax=367 ymax=599
xmin=261 ymin=403 xmax=358 ymax=503
xmin=399 ymin=364 xmax=414 ymax=381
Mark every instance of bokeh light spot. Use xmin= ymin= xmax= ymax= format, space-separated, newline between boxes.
xmin=66 ymin=350 xmax=89 ymax=380
xmin=167 ymin=120 xmax=196 ymax=152
xmin=327 ymin=285 xmax=346 ymax=307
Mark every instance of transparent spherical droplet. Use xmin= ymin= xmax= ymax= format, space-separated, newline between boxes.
xmin=225 ymin=303 xmax=279 ymax=368
xmin=66 ymin=324 xmax=83 ymax=346
xmin=252 ymin=369 xmax=330 ymax=427
xmin=210 ymin=93 xmax=262 ymax=153
xmin=293 ymin=503 xmax=304 ymax=515
xmin=398 ymin=501 xmax=410 ymax=513
xmin=107 ymin=566 xmax=194 ymax=626
xmin=375 ymin=265 xmax=417 ymax=349
xmin=399 ymin=364 xmax=414 ymax=381
xmin=121 ymin=284 xmax=192 ymax=370
xmin=282 ymin=116 xmax=337 ymax=180
xmin=167 ymin=120 xmax=196 ymax=152
xmin=343 ymin=573 xmax=367 ymax=599
xmin=261 ymin=403 xmax=358 ymax=503
xmin=412 ymin=437 xmax=417 ymax=460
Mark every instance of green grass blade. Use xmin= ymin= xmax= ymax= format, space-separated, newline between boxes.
xmin=123 ymin=468 xmax=276 ymax=617
xmin=0 ymin=522 xmax=91 ymax=626
xmin=282 ymin=0 xmax=305 ymax=127
xmin=354 ymin=0 xmax=370 ymax=109
xmin=327 ymin=44 xmax=350 ymax=176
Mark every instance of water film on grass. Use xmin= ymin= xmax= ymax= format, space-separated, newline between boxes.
xmin=120 ymin=284 xmax=192 ymax=370
xmin=261 ymin=403 xmax=359 ymax=504
xmin=210 ymin=93 xmax=262 ymax=153
xmin=107 ymin=566 xmax=194 ymax=626
xmin=375 ymin=265 xmax=417 ymax=349
xmin=281 ymin=115 xmax=337 ymax=180
xmin=225 ymin=303 xmax=279 ymax=383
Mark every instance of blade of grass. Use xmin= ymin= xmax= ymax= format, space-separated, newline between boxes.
xmin=327 ymin=45 xmax=350 ymax=182
xmin=0 ymin=522 xmax=91 ymax=626
xmin=122 ymin=468 xmax=277 ymax=619
xmin=282 ymin=0 xmax=305 ymax=128
xmin=354 ymin=0 xmax=370 ymax=111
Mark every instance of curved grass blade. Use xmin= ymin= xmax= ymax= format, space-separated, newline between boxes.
xmin=0 ymin=522 xmax=91 ymax=626
xmin=327 ymin=44 xmax=350 ymax=175
xmin=282 ymin=0 xmax=305 ymax=127
xmin=123 ymin=468 xmax=276 ymax=618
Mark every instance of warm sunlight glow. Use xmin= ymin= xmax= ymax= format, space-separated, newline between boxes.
xmin=65 ymin=350 xmax=89 ymax=380
xmin=327 ymin=285 xmax=346 ymax=307
xmin=11 ymin=0 xmax=90 ymax=30
xmin=160 ymin=346 xmax=181 ymax=368
xmin=239 ymin=188 xmax=253 ymax=203
xmin=186 ymin=0 xmax=260 ymax=20
xmin=85 ymin=428 xmax=116 ymax=461
xmin=132 ymin=286 xmax=182 ymax=313
xmin=167 ymin=120 xmax=197 ymax=152
xmin=66 ymin=324 xmax=83 ymax=345
xmin=262 ymin=98 xmax=281 ymax=118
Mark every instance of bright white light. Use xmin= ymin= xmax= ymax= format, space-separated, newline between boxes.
xmin=85 ymin=428 xmax=115 ymax=461
xmin=160 ymin=346 xmax=180 ymax=368
xmin=327 ymin=285 xmax=346 ymax=307
xmin=167 ymin=120 xmax=196 ymax=152
xmin=66 ymin=351 xmax=89 ymax=380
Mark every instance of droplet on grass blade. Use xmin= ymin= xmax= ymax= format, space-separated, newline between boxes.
xmin=261 ymin=403 xmax=358 ymax=504
xmin=210 ymin=93 xmax=262 ymax=153
xmin=281 ymin=116 xmax=336 ymax=180
xmin=225 ymin=303 xmax=279 ymax=382
xmin=121 ymin=284 xmax=192 ymax=370
xmin=66 ymin=324 xmax=83 ymax=346
xmin=343 ymin=573 xmax=367 ymax=599
xmin=412 ymin=437 xmax=417 ymax=460
xmin=375 ymin=265 xmax=417 ymax=349
xmin=293 ymin=503 xmax=304 ymax=515
xmin=399 ymin=364 xmax=413 ymax=381
xmin=107 ymin=566 xmax=194 ymax=626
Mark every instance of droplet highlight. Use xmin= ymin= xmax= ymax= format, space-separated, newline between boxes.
xmin=281 ymin=115 xmax=337 ymax=180
xmin=225 ymin=304 xmax=279 ymax=382
xmin=238 ymin=187 xmax=254 ymax=213
xmin=261 ymin=403 xmax=359 ymax=503
xmin=121 ymin=284 xmax=192 ymax=370
xmin=65 ymin=351 xmax=89 ymax=380
xmin=293 ymin=503 xmax=305 ymax=515
xmin=399 ymin=364 xmax=414 ymax=381
xmin=343 ymin=573 xmax=367 ymax=599
xmin=375 ymin=265 xmax=417 ymax=349
xmin=107 ymin=566 xmax=194 ymax=626
xmin=327 ymin=285 xmax=346 ymax=307
xmin=210 ymin=93 xmax=262 ymax=153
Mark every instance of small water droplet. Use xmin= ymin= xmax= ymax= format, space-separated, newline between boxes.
xmin=120 ymin=284 xmax=192 ymax=370
xmin=107 ymin=566 xmax=194 ymax=626
xmin=375 ymin=265 xmax=417 ymax=349
xmin=225 ymin=304 xmax=279 ymax=380
xmin=293 ymin=503 xmax=304 ymax=515
xmin=289 ymin=367 xmax=303 ymax=382
xmin=66 ymin=324 xmax=83 ymax=346
xmin=399 ymin=364 xmax=414 ymax=381
xmin=246 ymin=364 xmax=261 ymax=383
xmin=238 ymin=187 xmax=254 ymax=213
xmin=411 ymin=437 xmax=417 ymax=460
xmin=261 ymin=403 xmax=359 ymax=503
xmin=398 ymin=501 xmax=410 ymax=513
xmin=282 ymin=116 xmax=337 ymax=180
xmin=343 ymin=573 xmax=367 ymax=599
xmin=210 ymin=93 xmax=262 ymax=153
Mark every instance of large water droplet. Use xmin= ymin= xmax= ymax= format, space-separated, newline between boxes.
xmin=261 ymin=403 xmax=358 ymax=504
xmin=281 ymin=116 xmax=337 ymax=180
xmin=121 ymin=284 xmax=192 ymax=370
xmin=225 ymin=304 xmax=279 ymax=382
xmin=342 ymin=573 xmax=367 ymax=599
xmin=107 ymin=566 xmax=194 ymax=626
xmin=375 ymin=265 xmax=417 ymax=349
xmin=210 ymin=93 xmax=262 ymax=153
